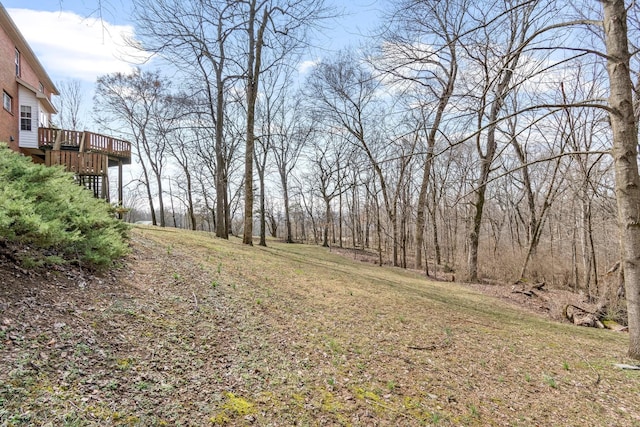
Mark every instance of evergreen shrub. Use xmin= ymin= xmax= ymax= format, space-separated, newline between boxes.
xmin=0 ymin=144 xmax=129 ymax=268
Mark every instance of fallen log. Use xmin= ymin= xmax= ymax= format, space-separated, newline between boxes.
xmin=564 ymin=304 xmax=605 ymax=329
xmin=511 ymin=281 xmax=546 ymax=297
xmin=602 ymin=319 xmax=629 ymax=332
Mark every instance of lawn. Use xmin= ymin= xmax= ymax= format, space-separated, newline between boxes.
xmin=1 ymin=226 xmax=638 ymax=426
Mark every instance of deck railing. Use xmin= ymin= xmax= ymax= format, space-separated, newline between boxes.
xmin=38 ymin=127 xmax=131 ymax=159
xmin=45 ymin=150 xmax=109 ymax=176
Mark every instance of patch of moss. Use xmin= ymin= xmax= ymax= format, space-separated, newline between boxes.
xmin=116 ymin=358 xmax=135 ymax=370
xmin=210 ymin=392 xmax=256 ymax=425
xmin=85 ymin=404 xmax=139 ymax=425
xmin=291 ymin=393 xmax=305 ymax=407
xmin=320 ymin=389 xmax=343 ymax=413
xmin=353 ymin=386 xmax=381 ymax=402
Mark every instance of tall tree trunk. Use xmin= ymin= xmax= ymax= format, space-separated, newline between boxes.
xmin=258 ymin=167 xmax=267 ymax=247
xmin=243 ymin=63 xmax=256 ymax=244
xmin=351 ymin=184 xmax=359 ymax=248
xmin=572 ymin=210 xmax=580 ymax=290
xmin=510 ymin=138 xmax=537 ymax=246
xmin=375 ymin=196 xmax=383 ymax=266
xmin=224 ymin=181 xmax=231 ymax=236
xmin=243 ymin=4 xmax=268 ymax=245
xmin=185 ymin=171 xmax=196 ymax=230
xmin=141 ymin=164 xmax=157 ymax=226
xmin=391 ymin=211 xmax=399 ymax=267
xmin=603 ymin=0 xmax=640 ymax=359
xmin=415 ymin=71 xmax=455 ymax=269
xmin=468 ymin=108 xmax=498 ymax=281
xmin=156 ymin=176 xmax=166 ymax=227
xmin=365 ymin=197 xmax=370 ymax=248
xmin=588 ymin=206 xmax=599 ymax=298
xmin=339 ymin=189 xmax=343 ymax=248
xmin=467 ymin=70 xmax=518 ymax=281
xmin=415 ymin=153 xmax=431 ymax=269
xmin=196 ymin=40 xmax=228 ymax=238
xmin=281 ymin=172 xmax=293 ymax=243
xmin=429 ymin=183 xmax=441 ymax=265
xmin=323 ymin=197 xmax=331 ymax=247
xmin=581 ymin=193 xmax=593 ymax=297
xmin=215 ymin=79 xmax=228 ymax=238
xmin=300 ymin=211 xmax=306 ymax=242
xmin=168 ymin=178 xmax=177 ymax=228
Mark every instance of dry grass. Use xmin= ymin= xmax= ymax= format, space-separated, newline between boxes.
xmin=1 ymin=226 xmax=639 ymax=426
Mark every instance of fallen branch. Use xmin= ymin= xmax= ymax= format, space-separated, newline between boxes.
xmin=192 ymin=291 xmax=199 ymax=311
xmin=408 ymin=335 xmax=452 ymax=351
xmin=571 ymin=348 xmax=601 ymax=386
xmin=614 ymin=364 xmax=640 ymax=370
xmin=511 ymin=281 xmax=546 ymax=297
xmin=407 ymin=345 xmax=437 ymax=351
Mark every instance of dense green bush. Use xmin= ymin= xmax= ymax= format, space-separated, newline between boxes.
xmin=0 ymin=144 xmax=129 ymax=268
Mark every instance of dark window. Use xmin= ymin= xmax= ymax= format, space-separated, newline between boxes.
xmin=3 ymin=92 xmax=11 ymax=112
xmin=20 ymin=106 xmax=31 ymax=131
xmin=15 ymin=49 xmax=20 ymax=76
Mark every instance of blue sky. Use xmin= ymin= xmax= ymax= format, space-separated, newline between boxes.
xmin=3 ymin=0 xmax=384 ymax=87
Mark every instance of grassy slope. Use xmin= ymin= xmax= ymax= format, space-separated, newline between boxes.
xmin=1 ymin=226 xmax=639 ymax=426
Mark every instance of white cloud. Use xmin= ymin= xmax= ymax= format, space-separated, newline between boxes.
xmin=298 ymin=59 xmax=320 ymax=74
xmin=7 ymin=8 xmax=149 ymax=83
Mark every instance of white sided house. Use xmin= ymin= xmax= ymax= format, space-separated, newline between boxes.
xmin=18 ymin=80 xmax=53 ymax=149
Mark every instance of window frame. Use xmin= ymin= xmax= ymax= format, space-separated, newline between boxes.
xmin=3 ymin=92 xmax=11 ymax=112
xmin=20 ymin=105 xmax=32 ymax=131
xmin=15 ymin=48 xmax=20 ymax=77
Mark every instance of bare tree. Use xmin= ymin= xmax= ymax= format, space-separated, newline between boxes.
xmin=133 ymin=0 xmax=241 ymax=238
xmin=308 ymin=50 xmax=419 ymax=266
xmin=461 ymin=0 xmax=549 ymax=281
xmin=254 ymin=55 xmax=303 ymax=246
xmin=296 ymin=174 xmax=319 ymax=244
xmin=255 ymin=83 xmax=274 ymax=246
xmin=504 ymin=104 xmax=567 ymax=280
xmin=240 ymin=0 xmax=329 ymax=245
xmin=55 ymin=79 xmax=84 ymax=130
xmin=271 ymin=94 xmax=313 ymax=243
xmin=309 ymin=135 xmax=351 ymax=248
xmin=600 ymin=0 xmax=640 ymax=359
xmin=378 ymin=0 xmax=468 ymax=270
xmin=166 ymin=121 xmax=199 ymax=230
xmin=554 ymin=67 xmax=610 ymax=294
xmin=94 ymin=69 xmax=171 ymax=227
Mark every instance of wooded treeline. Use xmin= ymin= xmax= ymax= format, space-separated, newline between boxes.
xmin=69 ymin=0 xmax=640 ymax=356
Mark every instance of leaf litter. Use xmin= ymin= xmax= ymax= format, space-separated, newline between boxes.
xmin=1 ymin=226 xmax=639 ymax=426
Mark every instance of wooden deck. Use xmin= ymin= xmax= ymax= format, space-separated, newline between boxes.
xmin=45 ymin=150 xmax=109 ymax=176
xmin=38 ymin=127 xmax=131 ymax=161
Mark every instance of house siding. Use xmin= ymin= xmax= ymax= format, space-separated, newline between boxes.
xmin=0 ymin=17 xmax=18 ymax=150
xmin=0 ymin=5 xmax=57 ymax=152
xmin=39 ymin=100 xmax=49 ymax=128
xmin=18 ymin=85 xmax=37 ymax=148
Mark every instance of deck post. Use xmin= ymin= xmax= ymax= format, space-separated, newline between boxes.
xmin=79 ymin=132 xmax=86 ymax=153
xmin=118 ymin=159 xmax=124 ymax=219
xmin=102 ymin=172 xmax=109 ymax=202
xmin=52 ymin=129 xmax=62 ymax=151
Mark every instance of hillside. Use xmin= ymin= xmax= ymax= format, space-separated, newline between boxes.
xmin=1 ymin=226 xmax=639 ymax=426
